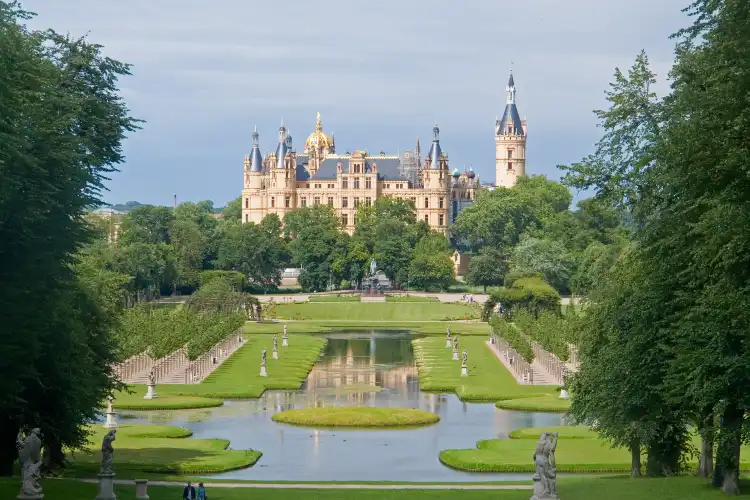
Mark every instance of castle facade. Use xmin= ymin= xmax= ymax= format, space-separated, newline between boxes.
xmin=241 ymin=72 xmax=526 ymax=232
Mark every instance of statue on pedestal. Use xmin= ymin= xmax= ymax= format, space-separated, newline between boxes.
xmin=17 ymin=428 xmax=43 ymax=499
xmin=531 ymin=432 xmax=559 ymax=499
xmin=100 ymin=430 xmax=117 ymax=475
xmin=261 ymin=348 xmax=267 ymax=367
xmin=148 ymin=368 xmax=156 ymax=386
xmin=461 ymin=349 xmax=468 ymax=367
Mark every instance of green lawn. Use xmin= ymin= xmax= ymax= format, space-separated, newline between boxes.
xmin=440 ymin=425 xmax=750 ymax=473
xmin=244 ymin=321 xmax=490 ymax=336
xmin=67 ymin=424 xmax=260 ymax=475
xmin=274 ymin=302 xmax=479 ymax=321
xmin=113 ymin=334 xmax=326 ymax=407
xmin=412 ymin=336 xmax=555 ymax=402
xmin=3 ymin=477 xmax=750 ymax=499
xmin=272 ymin=407 xmax=440 ymax=428
xmin=386 ymin=295 xmax=440 ymax=303
xmin=308 ymin=294 xmax=362 ymax=302
xmin=495 ymin=394 xmax=570 ymax=413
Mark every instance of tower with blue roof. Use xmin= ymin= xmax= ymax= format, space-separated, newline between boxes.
xmin=495 ymin=70 xmax=527 ymax=187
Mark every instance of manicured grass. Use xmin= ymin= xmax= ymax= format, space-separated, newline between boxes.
xmin=386 ymin=295 xmax=440 ymax=303
xmin=67 ymin=424 xmax=260 ymax=475
xmin=244 ymin=321 xmax=490 ymax=336
xmin=412 ymin=336 xmax=555 ymax=402
xmin=272 ymin=407 xmax=440 ymax=428
xmin=439 ymin=425 xmax=750 ymax=473
xmin=308 ymin=294 xmax=362 ymax=302
xmin=274 ymin=302 xmax=479 ymax=321
xmin=2 ymin=477 xmax=750 ymax=499
xmin=495 ymin=395 xmax=570 ymax=413
xmin=113 ymin=334 xmax=326 ymax=407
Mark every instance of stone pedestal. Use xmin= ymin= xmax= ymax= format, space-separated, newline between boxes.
xmin=16 ymin=487 xmax=44 ymax=500
xmin=272 ymin=350 xmax=279 ymax=360
xmin=446 ymin=339 xmax=452 ymax=348
xmin=530 ymin=473 xmax=559 ymax=500
xmin=461 ymin=367 xmax=468 ymax=377
xmin=103 ymin=411 xmax=118 ymax=429
xmin=143 ymin=384 xmax=158 ymax=400
xmin=135 ymin=479 xmax=149 ymax=500
xmin=559 ymin=389 xmax=569 ymax=399
xmin=282 ymin=338 xmax=288 ymax=347
xmin=260 ymin=366 xmax=267 ymax=377
xmin=452 ymin=350 xmax=459 ymax=361
xmin=95 ymin=473 xmax=116 ymax=500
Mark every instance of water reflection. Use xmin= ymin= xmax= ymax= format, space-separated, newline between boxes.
xmin=120 ymin=331 xmax=565 ymax=482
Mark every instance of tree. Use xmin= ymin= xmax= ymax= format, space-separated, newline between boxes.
xmin=119 ymin=205 xmax=173 ymax=246
xmin=0 ymin=3 xmax=138 ymax=473
xmin=407 ymin=232 xmax=454 ymax=291
xmin=214 ymin=217 xmax=284 ymax=290
xmin=509 ymin=237 xmax=574 ymax=294
xmin=222 ymin=196 xmax=242 ymax=221
xmin=284 ymin=206 xmax=341 ymax=291
xmin=466 ymin=248 xmax=507 ymax=292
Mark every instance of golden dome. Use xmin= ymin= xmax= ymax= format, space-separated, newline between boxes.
xmin=304 ymin=112 xmax=332 ymax=152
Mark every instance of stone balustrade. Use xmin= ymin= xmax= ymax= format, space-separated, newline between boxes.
xmin=183 ymin=332 xmax=247 ymax=384
xmin=150 ymin=346 xmax=189 ymax=383
xmin=490 ymin=336 xmax=533 ymax=383
xmin=531 ymin=342 xmax=566 ymax=385
xmin=113 ymin=352 xmax=153 ymax=383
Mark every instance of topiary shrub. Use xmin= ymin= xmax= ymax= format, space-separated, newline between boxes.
xmin=484 ymin=276 xmax=560 ymax=320
xmin=199 ymin=270 xmax=245 ymax=291
xmin=504 ymin=270 xmax=543 ymax=288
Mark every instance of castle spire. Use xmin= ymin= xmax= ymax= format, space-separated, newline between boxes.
xmin=249 ymin=127 xmax=263 ymax=172
xmin=506 ymin=69 xmax=516 ymax=105
xmin=430 ymin=123 xmax=442 ymax=169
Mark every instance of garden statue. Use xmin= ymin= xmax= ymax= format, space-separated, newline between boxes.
xmin=446 ymin=328 xmax=452 ymax=348
xmin=148 ymin=368 xmax=155 ymax=386
xmin=103 ymin=396 xmax=118 ymax=429
xmin=144 ymin=368 xmax=158 ymax=399
xmin=370 ymin=259 xmax=377 ymax=276
xmin=282 ymin=325 xmax=289 ymax=346
xmin=462 ymin=349 xmax=468 ymax=366
xmin=100 ymin=429 xmax=117 ymax=475
xmin=461 ymin=349 xmax=468 ymax=377
xmin=531 ymin=432 xmax=559 ymax=499
xmin=260 ymin=348 xmax=268 ymax=377
xmin=16 ymin=428 xmax=43 ymax=499
xmin=273 ymin=335 xmax=279 ymax=359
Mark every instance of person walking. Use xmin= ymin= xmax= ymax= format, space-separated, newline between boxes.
xmin=183 ymin=481 xmax=196 ymax=500
xmin=197 ymin=482 xmax=208 ymax=500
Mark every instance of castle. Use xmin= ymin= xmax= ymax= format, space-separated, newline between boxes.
xmin=241 ymin=72 xmax=526 ymax=232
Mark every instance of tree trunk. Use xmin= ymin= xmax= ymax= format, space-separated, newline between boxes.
xmin=630 ymin=438 xmax=642 ymax=477
xmin=42 ymin=438 xmax=65 ymax=474
xmin=483 ymin=285 xmax=487 ymax=293
xmin=714 ymin=404 xmax=742 ymax=495
xmin=696 ymin=411 xmax=714 ymax=478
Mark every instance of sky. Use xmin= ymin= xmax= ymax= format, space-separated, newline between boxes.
xmin=23 ymin=0 xmax=690 ymax=208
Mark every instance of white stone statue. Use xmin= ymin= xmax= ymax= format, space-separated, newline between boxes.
xmin=148 ymin=368 xmax=156 ymax=386
xmin=531 ymin=432 xmax=559 ymax=499
xmin=261 ymin=348 xmax=267 ymax=367
xmin=461 ymin=349 xmax=468 ymax=367
xmin=369 ymin=259 xmax=377 ymax=276
xmin=100 ymin=430 xmax=116 ymax=475
xmin=17 ymin=428 xmax=43 ymax=499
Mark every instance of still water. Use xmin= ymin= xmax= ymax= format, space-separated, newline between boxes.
xmin=122 ymin=331 xmax=564 ymax=481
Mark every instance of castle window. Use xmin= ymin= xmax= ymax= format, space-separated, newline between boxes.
xmin=424 ymin=197 xmax=429 ymax=209
xmin=342 ymin=178 xmax=348 ymax=189
xmin=342 ymin=197 xmax=348 ymax=208
xmin=508 ymin=126 xmax=513 ymax=134
xmin=365 ymin=178 xmax=372 ymax=189
xmin=439 ymin=214 xmax=444 ymax=226
xmin=354 ymin=178 xmax=360 ymax=189
xmin=301 ymin=197 xmax=307 ymax=207
xmin=508 ymin=162 xmax=513 ymax=170
xmin=328 ymin=184 xmax=334 ymax=189
xmin=468 ymin=191 xmax=472 ymax=200
xmin=315 ymin=183 xmax=322 ymax=189
xmin=452 ymin=191 xmax=456 ymax=200
xmin=244 ymin=214 xmax=248 ymax=223
xmin=439 ymin=197 xmax=444 ymax=209
xmin=271 ymin=197 xmax=275 ymax=208
xmin=314 ymin=197 xmax=320 ymax=205
xmin=342 ymin=213 xmax=348 ymax=226
xmin=245 ymin=198 xmax=248 ymax=209
xmin=327 ymin=197 xmax=334 ymax=207
xmin=508 ymin=148 xmax=513 ymax=159
xmin=285 ymin=196 xmax=290 ymax=208
xmin=410 ymin=197 xmax=416 ymax=205
xmin=365 ymin=197 xmax=372 ymax=207
xmin=354 ymin=164 xmax=361 ymax=173
xmin=354 ymin=197 xmax=360 ymax=206
xmin=386 ymin=184 xmax=390 ymax=189
xmin=424 ymin=214 xmax=429 ymax=224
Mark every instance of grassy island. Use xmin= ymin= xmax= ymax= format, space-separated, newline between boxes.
xmin=271 ymin=407 xmax=440 ymax=428
xmin=412 ymin=336 xmax=554 ymax=402
xmin=67 ymin=424 xmax=261 ymax=475
xmin=439 ymin=426 xmax=750 ymax=474
xmin=494 ymin=395 xmax=570 ymax=413
xmin=112 ymin=334 xmax=326 ymax=409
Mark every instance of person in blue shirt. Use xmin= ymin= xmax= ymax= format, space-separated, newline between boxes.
xmin=197 ymin=482 xmax=208 ymax=500
xmin=183 ymin=481 xmax=196 ymax=500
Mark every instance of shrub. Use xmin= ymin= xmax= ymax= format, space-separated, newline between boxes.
xmin=504 ymin=270 xmax=543 ymax=287
xmin=199 ymin=270 xmax=245 ymax=291
xmin=484 ymin=276 xmax=560 ymax=320
xmin=340 ymin=279 xmax=352 ymax=290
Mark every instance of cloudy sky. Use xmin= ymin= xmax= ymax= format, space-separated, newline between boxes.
xmin=23 ymin=0 xmax=689 ymax=208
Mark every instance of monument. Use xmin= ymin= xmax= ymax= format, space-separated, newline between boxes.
xmin=282 ymin=324 xmax=289 ymax=347
xmin=143 ymin=369 xmax=158 ymax=399
xmin=559 ymin=367 xmax=570 ymax=399
xmin=361 ymin=258 xmax=385 ymax=301
xmin=96 ymin=430 xmax=117 ymax=500
xmin=103 ymin=397 xmax=118 ymax=429
xmin=272 ymin=335 xmax=279 ymax=359
xmin=16 ymin=428 xmax=43 ymax=500
xmin=461 ymin=349 xmax=469 ymax=377
xmin=452 ymin=336 xmax=459 ymax=361
xmin=531 ymin=432 xmax=559 ymax=500
xmin=260 ymin=348 xmax=268 ymax=377
xmin=445 ymin=328 xmax=452 ymax=348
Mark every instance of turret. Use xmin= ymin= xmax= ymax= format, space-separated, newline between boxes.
xmin=495 ymin=69 xmax=527 ymax=188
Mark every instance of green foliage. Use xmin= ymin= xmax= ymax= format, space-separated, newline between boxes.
xmin=0 ymin=2 xmax=138 ymax=471
xmin=221 ymin=196 xmax=242 ymax=221
xmin=486 ymin=277 xmax=561 ymax=320
xmin=199 ymin=270 xmax=245 ymax=290
xmin=488 ymin=317 xmax=534 ymax=363
xmin=407 ymin=232 xmax=455 ymax=291
xmin=119 ymin=205 xmax=174 ymax=246
xmin=509 ymin=237 xmax=575 ymax=293
xmin=513 ymin=310 xmax=579 ymax=361
xmin=504 ymin=270 xmax=542 ymax=287
xmin=271 ymin=407 xmax=440 ymax=428
xmin=466 ymin=248 xmax=507 ymax=292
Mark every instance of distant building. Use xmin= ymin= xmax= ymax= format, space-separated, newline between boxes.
xmin=240 ymin=72 xmax=528 ymax=232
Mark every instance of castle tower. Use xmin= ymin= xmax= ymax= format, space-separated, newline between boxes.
xmin=268 ymin=119 xmax=296 ymax=219
xmin=304 ymin=112 xmax=333 ymax=177
xmin=242 ymin=126 xmax=265 ymax=224
xmin=495 ymin=70 xmax=527 ymax=188
xmin=420 ymin=123 xmax=451 ymax=232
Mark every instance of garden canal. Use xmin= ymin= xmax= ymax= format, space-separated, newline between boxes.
xmin=121 ymin=331 xmax=564 ymax=481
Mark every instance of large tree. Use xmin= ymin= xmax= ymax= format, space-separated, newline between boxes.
xmin=0 ymin=3 xmax=137 ymax=472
